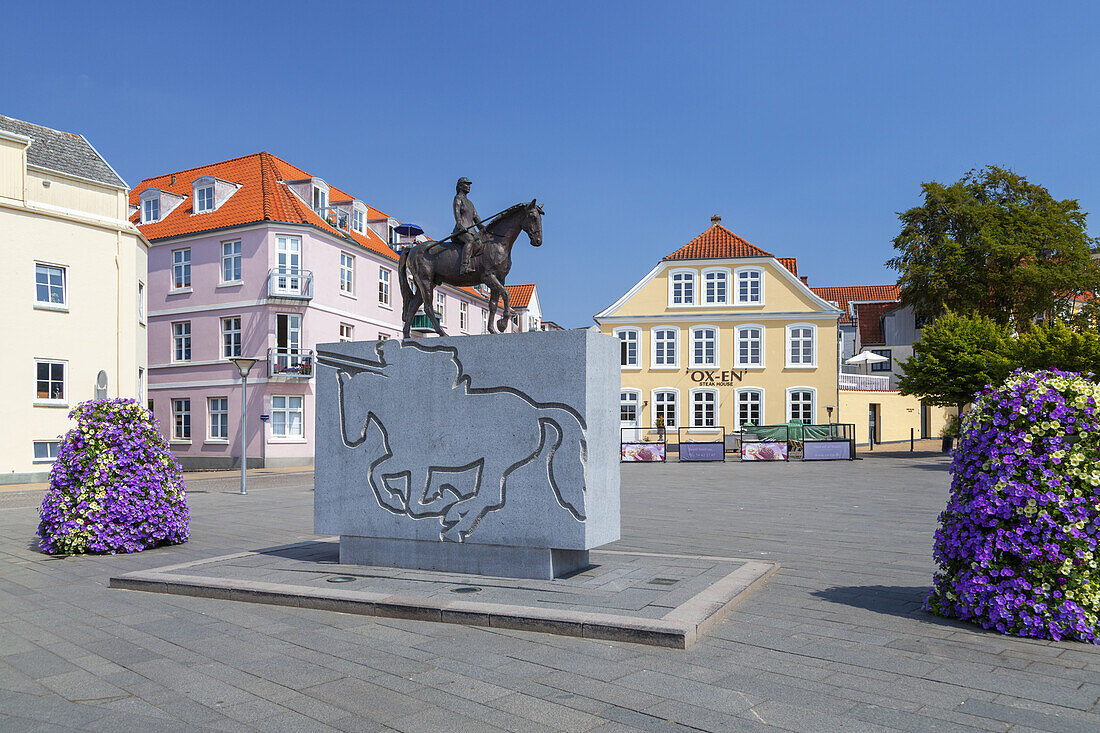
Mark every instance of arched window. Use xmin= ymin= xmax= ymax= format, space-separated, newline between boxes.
xmin=653 ymin=389 xmax=678 ymax=428
xmin=735 ymin=267 xmax=764 ymax=305
xmin=690 ymin=325 xmax=719 ymax=368
xmin=614 ymin=328 xmax=640 ymax=368
xmin=690 ymin=389 xmax=718 ymax=428
xmin=669 ymin=269 xmax=696 ymax=306
xmin=651 ymin=326 xmax=678 ymax=368
xmin=735 ymin=325 xmax=764 ymax=367
xmin=702 ymin=268 xmax=730 ymax=305
xmin=735 ymin=388 xmax=764 ymax=429
xmin=787 ymin=387 xmax=815 ymax=424
xmin=786 ymin=323 xmax=816 ymax=367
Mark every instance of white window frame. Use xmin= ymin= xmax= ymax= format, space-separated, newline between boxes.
xmin=195 ymin=184 xmax=214 ymax=213
xmin=652 ymin=388 xmax=679 ymax=429
xmin=435 ymin=292 xmax=446 ymax=324
xmin=34 ymin=262 xmax=67 ymax=310
xmin=689 ymin=388 xmax=719 ymax=429
xmin=668 ymin=268 xmax=696 ymax=307
xmin=137 ymin=281 xmax=145 ymax=324
xmin=172 ymin=398 xmax=191 ymax=442
xmin=221 ymin=240 xmax=242 ymax=284
xmin=786 ymin=386 xmax=816 ymax=424
xmin=378 ymin=268 xmax=391 ymax=307
xmin=34 ymin=359 xmax=67 ymax=407
xmin=142 ymin=196 xmax=160 ymax=224
xmin=702 ymin=267 xmax=731 ymax=306
xmin=270 ymin=395 xmax=305 ymax=440
xmin=339 ymin=323 xmax=354 ymax=342
xmin=32 ymin=440 xmax=61 ymax=463
xmin=735 ymin=324 xmax=765 ymax=368
xmin=481 ymin=309 xmax=489 ymax=333
xmin=614 ymin=327 xmax=641 ymax=369
xmin=460 ymin=302 xmax=469 ymax=331
xmin=172 ymin=321 xmax=192 ymax=362
xmin=137 ymin=367 xmax=144 ymax=401
xmin=378 ymin=332 xmax=389 ymax=341
xmin=650 ymin=326 xmax=679 ymax=369
xmin=620 ymin=389 xmax=641 ymax=425
xmin=222 ymin=316 xmax=242 ymax=358
xmin=172 ymin=248 xmax=191 ymax=291
xmin=207 ymin=397 xmax=229 ymax=441
xmin=340 ymin=252 xmax=355 ymax=295
xmin=352 ymin=208 xmax=365 ymax=233
xmin=785 ymin=323 xmax=817 ymax=368
xmin=735 ymin=266 xmax=764 ymax=305
xmin=689 ymin=325 xmax=720 ymax=368
xmin=735 ymin=387 xmax=765 ymax=430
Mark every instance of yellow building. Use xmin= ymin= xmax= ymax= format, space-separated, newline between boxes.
xmin=595 ymin=216 xmax=844 ymax=438
xmin=0 ymin=115 xmax=149 ymax=483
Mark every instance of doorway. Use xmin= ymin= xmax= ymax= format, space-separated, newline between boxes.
xmin=868 ymin=403 xmax=880 ymax=445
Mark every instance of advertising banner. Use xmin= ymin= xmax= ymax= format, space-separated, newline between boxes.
xmin=621 ymin=443 xmax=666 ymax=462
xmin=679 ymin=442 xmax=725 ymax=462
xmin=803 ymin=440 xmax=853 ymax=461
xmin=741 ymin=442 xmax=788 ymax=461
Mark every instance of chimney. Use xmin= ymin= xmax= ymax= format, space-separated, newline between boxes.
xmin=800 ymin=275 xmax=808 ymax=285
xmin=710 ymin=214 xmax=721 ymax=227
xmin=170 ymin=174 xmax=177 ymax=185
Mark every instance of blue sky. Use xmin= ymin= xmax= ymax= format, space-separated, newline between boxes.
xmin=3 ymin=2 xmax=1099 ymax=326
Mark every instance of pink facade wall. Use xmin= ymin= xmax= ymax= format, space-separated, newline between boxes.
xmin=147 ymin=223 xmax=509 ymax=468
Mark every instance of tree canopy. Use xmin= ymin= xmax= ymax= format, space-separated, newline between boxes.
xmin=887 ymin=166 xmax=1098 ymax=326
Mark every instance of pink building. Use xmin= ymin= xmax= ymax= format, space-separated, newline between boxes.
xmin=134 ymin=152 xmax=511 ymax=469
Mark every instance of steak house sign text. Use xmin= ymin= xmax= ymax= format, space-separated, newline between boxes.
xmin=688 ymin=369 xmax=746 ymax=387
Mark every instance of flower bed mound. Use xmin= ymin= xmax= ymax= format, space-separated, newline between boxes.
xmin=37 ymin=399 xmax=190 ymax=555
xmin=926 ymin=370 xmax=1100 ymax=643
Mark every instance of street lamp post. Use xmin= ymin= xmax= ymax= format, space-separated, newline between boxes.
xmin=230 ymin=357 xmax=258 ymax=496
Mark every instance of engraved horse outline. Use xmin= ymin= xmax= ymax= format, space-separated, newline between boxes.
xmin=316 ymin=340 xmax=588 ymax=541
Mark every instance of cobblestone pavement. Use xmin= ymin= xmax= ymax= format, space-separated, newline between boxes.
xmin=2 ymin=456 xmax=1098 ymax=732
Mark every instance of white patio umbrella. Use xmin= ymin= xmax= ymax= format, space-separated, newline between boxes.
xmin=845 ymin=351 xmax=889 ymax=375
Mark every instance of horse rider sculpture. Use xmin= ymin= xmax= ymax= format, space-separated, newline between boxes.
xmin=453 ymin=177 xmax=487 ymax=274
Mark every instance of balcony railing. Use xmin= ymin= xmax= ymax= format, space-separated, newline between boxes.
xmin=409 ymin=313 xmax=435 ymax=333
xmin=839 ymin=373 xmax=892 ymax=391
xmin=267 ymin=268 xmax=313 ymax=299
xmin=268 ymin=348 xmax=314 ymax=378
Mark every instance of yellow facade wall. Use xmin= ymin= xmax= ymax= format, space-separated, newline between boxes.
xmin=26 ymin=168 xmax=121 ymax=220
xmin=0 ymin=161 xmax=147 ymax=482
xmin=839 ymin=390 xmax=953 ymax=444
xmin=0 ymin=136 xmax=26 ymax=202
xmin=597 ymin=257 xmax=843 ymax=433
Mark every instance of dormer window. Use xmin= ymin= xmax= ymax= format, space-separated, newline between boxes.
xmin=142 ymin=197 xmax=160 ymax=223
xmin=312 ymin=186 xmax=327 ymax=216
xmin=353 ymin=209 xmax=364 ymax=233
xmin=195 ymin=184 xmax=214 ymax=213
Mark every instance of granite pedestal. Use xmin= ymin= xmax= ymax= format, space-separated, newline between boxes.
xmin=314 ymin=329 xmax=620 ymax=579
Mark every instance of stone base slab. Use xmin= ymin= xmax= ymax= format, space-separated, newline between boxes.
xmin=340 ymin=535 xmax=590 ymax=580
xmin=109 ymin=541 xmax=778 ymax=649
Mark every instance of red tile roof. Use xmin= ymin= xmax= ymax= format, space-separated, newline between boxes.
xmin=663 ymin=223 xmax=774 ymax=261
xmin=505 ymin=283 xmax=536 ymax=309
xmin=810 ymin=285 xmax=901 ymax=324
xmin=662 ymin=223 xmax=799 ymax=276
xmin=128 ymin=152 xmax=497 ymax=301
xmin=854 ymin=301 xmax=899 ymax=345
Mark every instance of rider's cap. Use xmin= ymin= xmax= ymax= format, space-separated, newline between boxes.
xmin=457 ymin=176 xmax=472 ymax=185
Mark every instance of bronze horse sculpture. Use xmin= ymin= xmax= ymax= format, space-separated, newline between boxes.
xmin=398 ymin=200 xmax=544 ymax=338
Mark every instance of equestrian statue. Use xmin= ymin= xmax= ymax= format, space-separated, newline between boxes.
xmin=399 ymin=177 xmax=544 ymax=338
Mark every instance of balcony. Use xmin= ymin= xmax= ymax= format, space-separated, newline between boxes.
xmin=267 ymin=268 xmax=313 ymax=300
xmin=839 ymin=373 xmax=892 ymax=391
xmin=268 ymin=348 xmax=314 ymax=378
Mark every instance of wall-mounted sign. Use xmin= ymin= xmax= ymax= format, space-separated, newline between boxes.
xmin=741 ymin=441 xmax=788 ymax=461
xmin=803 ymin=440 xmax=852 ymax=461
xmin=687 ymin=369 xmax=746 ymax=387
xmin=680 ymin=441 xmax=725 ymax=462
xmin=621 ymin=443 xmax=666 ymax=462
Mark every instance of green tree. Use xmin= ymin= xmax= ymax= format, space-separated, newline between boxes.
xmin=897 ymin=312 xmax=1014 ymax=415
xmin=887 ymin=166 xmax=1098 ymax=327
xmin=1013 ymin=322 xmax=1100 ymax=375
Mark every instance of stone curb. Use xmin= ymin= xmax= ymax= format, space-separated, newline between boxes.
xmin=109 ymin=556 xmax=779 ymax=649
